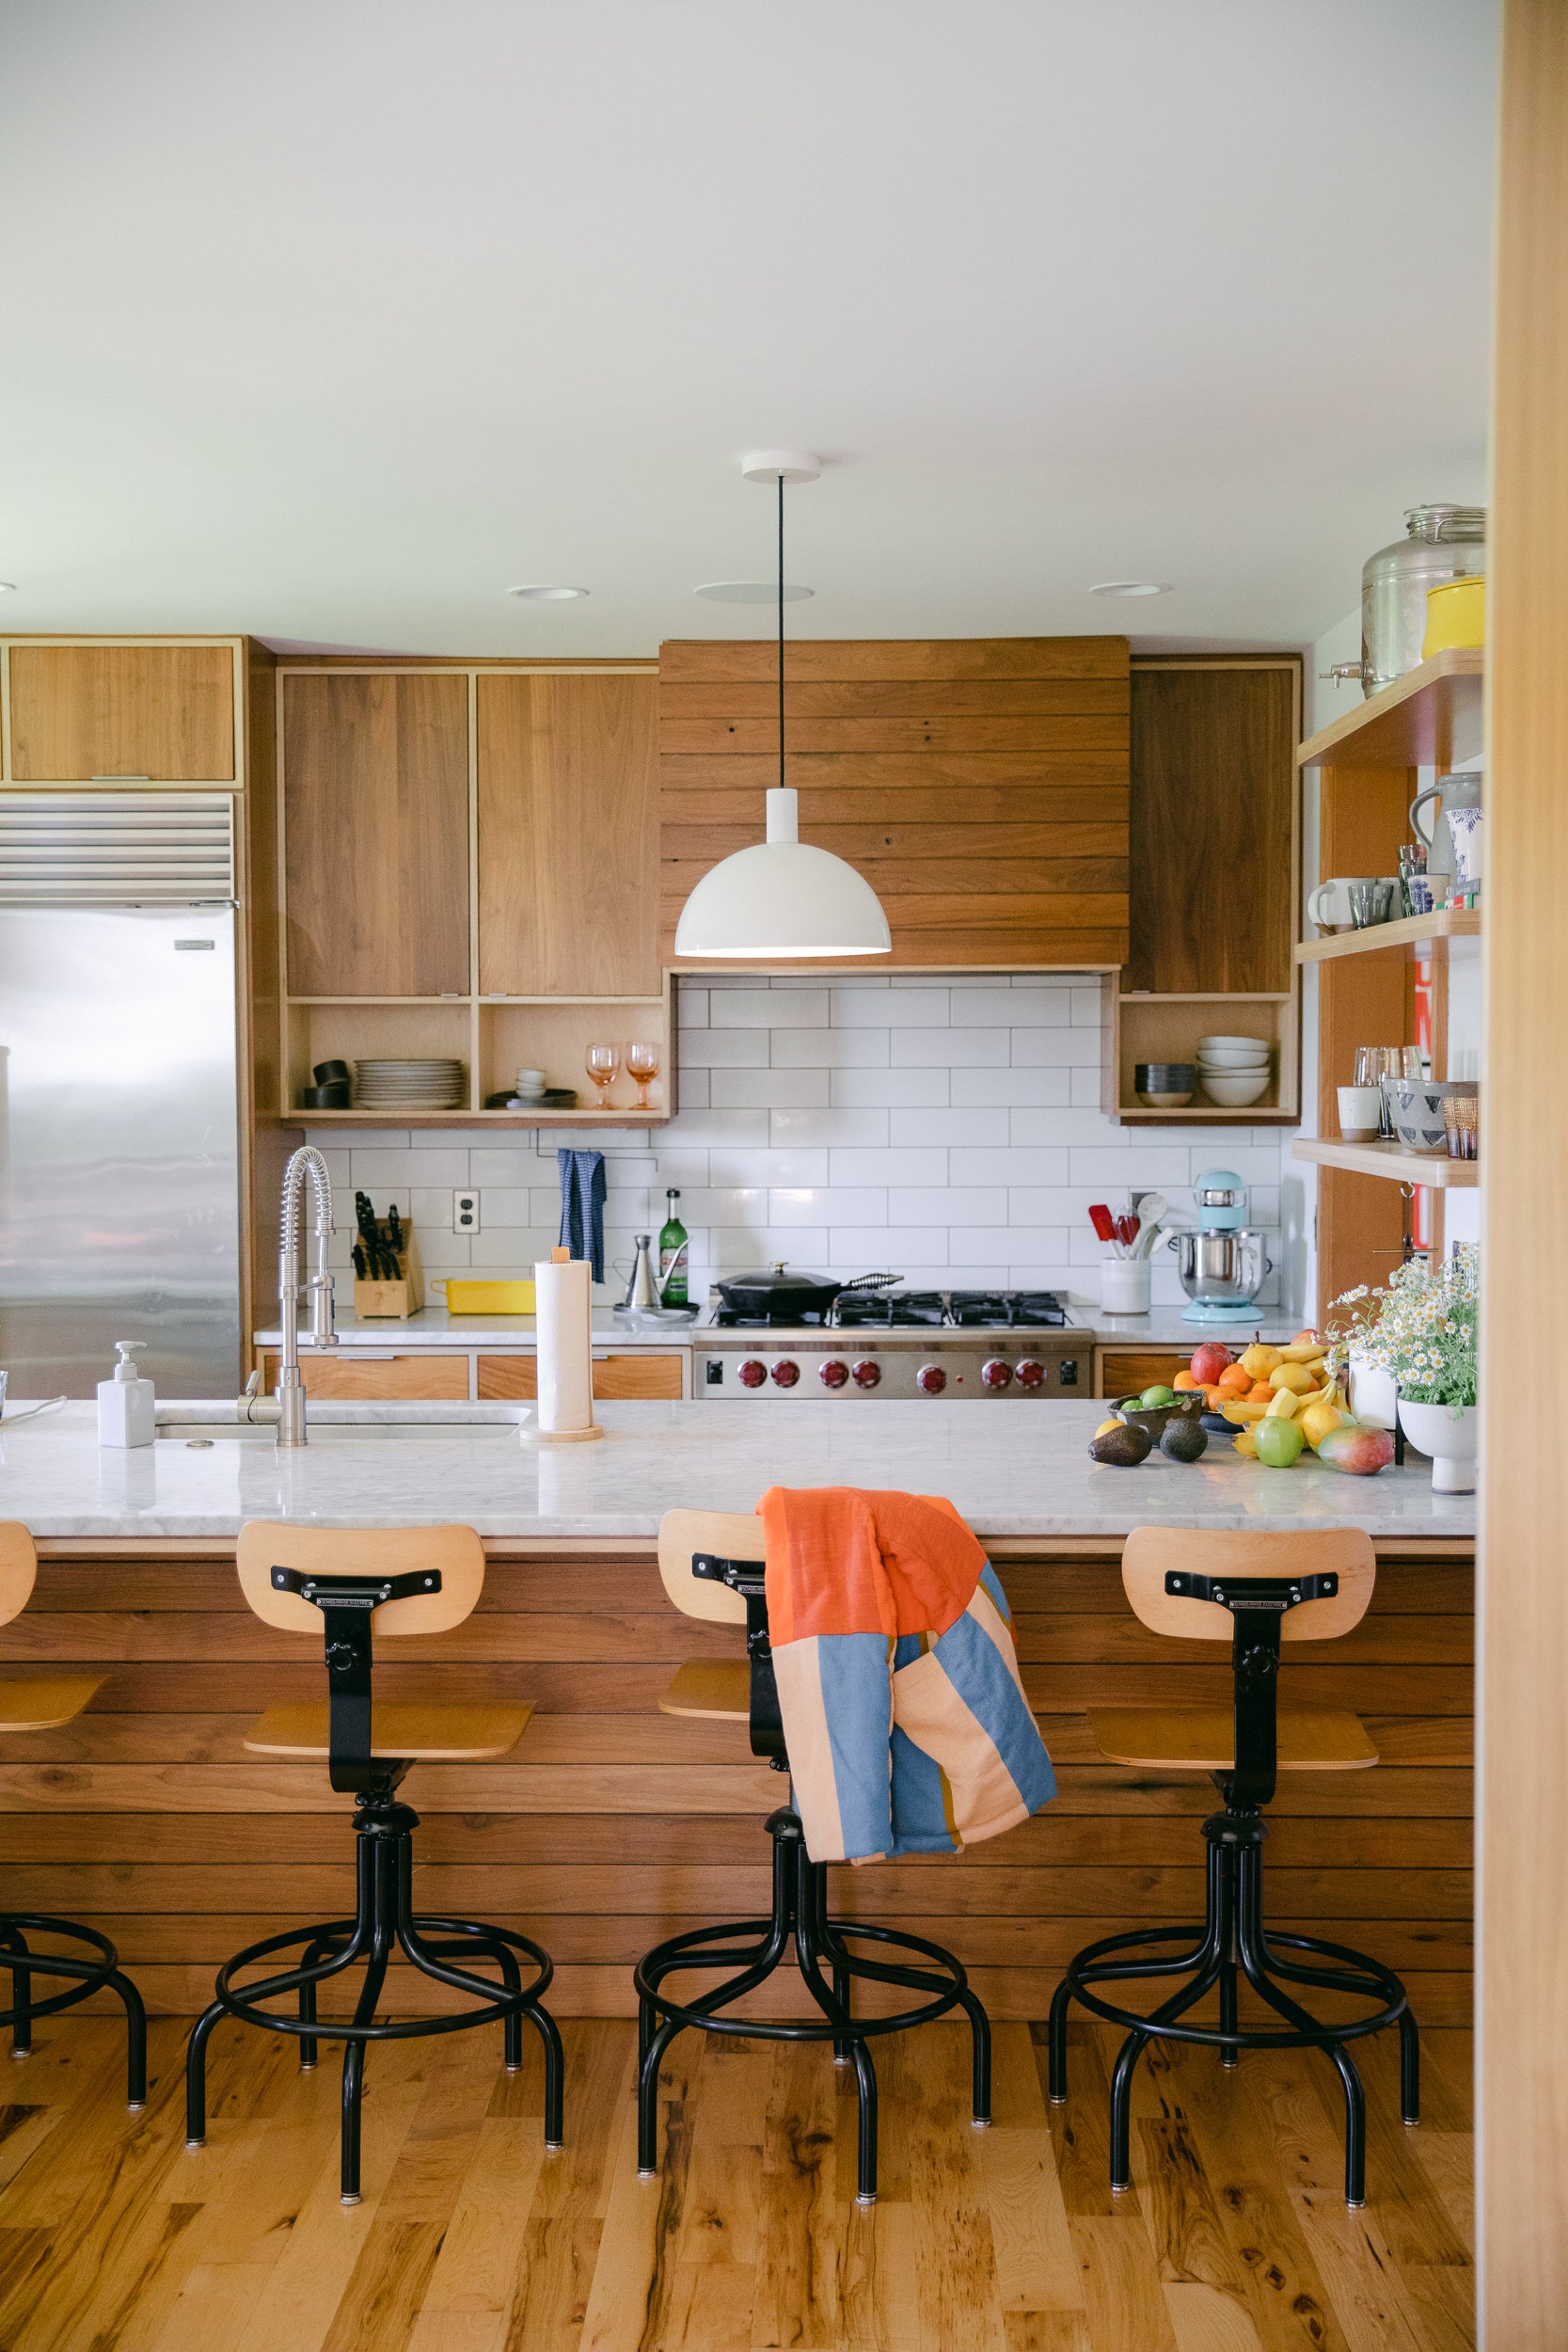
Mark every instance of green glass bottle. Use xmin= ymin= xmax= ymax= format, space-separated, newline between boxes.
xmin=658 ymin=1187 xmax=689 ymax=1306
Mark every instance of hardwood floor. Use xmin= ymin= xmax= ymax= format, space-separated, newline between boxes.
xmin=0 ymin=2015 xmax=1473 ymax=2350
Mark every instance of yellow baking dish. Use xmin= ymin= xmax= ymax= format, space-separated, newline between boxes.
xmin=442 ymin=1279 xmax=538 ymax=1314
xmin=1422 ymin=573 xmax=1486 ymax=658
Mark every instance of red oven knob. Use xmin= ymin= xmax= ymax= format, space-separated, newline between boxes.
xmin=851 ymin=1359 xmax=881 ymax=1390
xmin=818 ymin=1359 xmax=849 ymax=1389
xmin=981 ymin=1358 xmax=1013 ymax=1390
xmin=737 ymin=1359 xmax=767 ymax=1389
xmin=916 ymin=1364 xmax=947 ymax=1394
xmin=1016 ymin=1359 xmax=1047 ymax=1390
xmin=770 ymin=1359 xmax=800 ymax=1388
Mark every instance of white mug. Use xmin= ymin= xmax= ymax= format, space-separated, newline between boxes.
xmin=1308 ymin=877 xmax=1376 ymax=930
xmin=1337 ymin=1085 xmax=1385 ymax=1142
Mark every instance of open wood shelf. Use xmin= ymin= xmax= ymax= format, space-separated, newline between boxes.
xmin=1296 ymin=650 xmax=1483 ymax=771
xmin=1291 ymin=1136 xmax=1479 ymax=1187
xmin=282 ymin=1108 xmax=668 ymax=1129
xmin=1296 ymin=909 xmax=1482 ymax=965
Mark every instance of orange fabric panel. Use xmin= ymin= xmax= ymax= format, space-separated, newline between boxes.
xmin=757 ymin=1487 xmax=984 ymax=1645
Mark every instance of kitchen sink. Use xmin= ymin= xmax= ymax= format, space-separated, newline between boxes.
xmin=155 ymin=1409 xmax=529 ymax=1444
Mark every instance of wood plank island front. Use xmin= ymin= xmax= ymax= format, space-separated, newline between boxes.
xmin=0 ymin=1401 xmax=1473 ymax=2026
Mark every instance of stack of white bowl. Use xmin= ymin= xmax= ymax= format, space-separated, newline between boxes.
xmin=1198 ymin=1034 xmax=1272 ymax=1107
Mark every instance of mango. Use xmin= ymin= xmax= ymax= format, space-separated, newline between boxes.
xmin=1264 ymin=1389 xmax=1300 ymax=1420
xmin=1318 ymin=1423 xmax=1395 ymax=1476
xmin=1267 ymin=1361 xmax=1316 ymax=1395
xmin=1239 ymin=1343 xmax=1284 ymax=1380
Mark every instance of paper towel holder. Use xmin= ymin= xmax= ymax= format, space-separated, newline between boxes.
xmin=519 ymin=1246 xmax=606 ymax=1445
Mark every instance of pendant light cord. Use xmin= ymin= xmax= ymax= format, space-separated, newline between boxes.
xmin=777 ymin=471 xmax=786 ymax=793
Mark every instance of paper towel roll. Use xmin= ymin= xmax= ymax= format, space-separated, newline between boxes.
xmin=534 ymin=1253 xmax=595 ymax=1435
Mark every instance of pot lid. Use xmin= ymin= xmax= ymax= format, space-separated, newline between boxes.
xmin=721 ymin=1263 xmax=837 ymax=1292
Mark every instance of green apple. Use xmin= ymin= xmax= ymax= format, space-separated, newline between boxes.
xmin=1253 ymin=1416 xmax=1306 ymax=1469
xmin=1139 ymin=1385 xmax=1178 ymax=1408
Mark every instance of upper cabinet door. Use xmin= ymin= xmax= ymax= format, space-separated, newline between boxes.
xmin=1126 ymin=663 xmax=1297 ymax=995
xmin=477 ymin=674 xmax=659 ymax=996
xmin=8 ymin=644 xmax=235 ymax=782
xmin=282 ymin=673 xmax=470 ymax=997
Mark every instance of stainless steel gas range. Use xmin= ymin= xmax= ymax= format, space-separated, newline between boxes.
xmin=696 ymin=1287 xmax=1088 ymax=1400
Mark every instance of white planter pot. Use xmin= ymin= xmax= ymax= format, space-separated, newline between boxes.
xmin=1347 ymin=1350 xmax=1399 ymax=1432
xmin=1397 ymin=1397 xmax=1479 ymax=1493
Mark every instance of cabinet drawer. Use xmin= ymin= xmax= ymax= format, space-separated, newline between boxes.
xmin=477 ymin=1353 xmax=685 ymax=1402
xmin=8 ymin=645 xmax=236 ymax=782
xmin=257 ymin=1352 xmax=470 ymax=1400
xmin=1096 ymin=1347 xmax=1192 ymax=1400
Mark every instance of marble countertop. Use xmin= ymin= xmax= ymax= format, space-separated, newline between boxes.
xmin=253 ymin=1306 xmax=1302 ymax=1352
xmin=0 ymin=1400 xmax=1474 ymax=1542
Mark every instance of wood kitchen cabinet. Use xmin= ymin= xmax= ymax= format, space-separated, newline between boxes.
xmin=477 ymin=673 xmax=659 ymax=995
xmin=1105 ymin=655 xmax=1303 ymax=1124
xmin=478 ymin=1353 xmax=686 ymax=1401
xmin=1095 ymin=1347 xmax=1192 ymax=1399
xmin=5 ymin=642 xmax=238 ymax=782
xmin=255 ymin=1351 xmax=471 ymax=1399
xmin=658 ymin=637 xmax=1131 ymax=969
xmin=281 ymin=672 xmax=470 ymax=997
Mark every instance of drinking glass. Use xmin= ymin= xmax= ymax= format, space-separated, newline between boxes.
xmin=1348 ymin=882 xmax=1378 ymax=930
xmin=625 ymin=1041 xmax=660 ymax=1110
xmin=585 ymin=1043 xmax=621 ymax=1103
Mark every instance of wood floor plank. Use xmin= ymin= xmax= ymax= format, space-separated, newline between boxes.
xmin=905 ymin=2023 xmax=1008 ymax=2352
xmin=578 ymin=2038 xmax=696 ymax=2352
xmin=1035 ymin=2022 xmax=1143 ymax=2221
xmin=1407 ymin=2132 xmax=1474 ymax=2252
xmin=1069 ymin=2216 xmax=1180 ymax=2352
xmin=500 ymin=2022 xmax=635 ymax=2351
xmin=409 ymin=2115 xmax=547 ymax=2336
xmin=752 ymin=2042 xmax=841 ymax=2352
xmin=978 ymin=2023 xmax=1084 ymax=2318
xmin=1164 ymin=2280 xmax=1266 ymax=2351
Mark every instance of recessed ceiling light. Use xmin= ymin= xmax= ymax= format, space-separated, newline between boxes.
xmin=507 ymin=584 xmax=588 ymax=600
xmin=0 ymin=583 xmax=16 ymax=594
xmin=694 ymin=580 xmax=815 ymax=603
xmin=1089 ymin=580 xmax=1170 ymax=598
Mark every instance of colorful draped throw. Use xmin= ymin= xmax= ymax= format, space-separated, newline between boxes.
xmin=757 ymin=1486 xmax=1055 ymax=1863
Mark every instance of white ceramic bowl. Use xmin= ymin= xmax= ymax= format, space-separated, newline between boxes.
xmin=1197 ymin=1042 xmax=1272 ymax=1070
xmin=1137 ymin=1089 xmax=1195 ymax=1109
xmin=1200 ymin=1070 xmax=1271 ymax=1107
xmin=1199 ymin=1034 xmax=1272 ymax=1055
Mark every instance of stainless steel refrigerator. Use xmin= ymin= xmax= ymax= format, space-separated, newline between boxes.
xmin=0 ymin=794 xmax=242 ymax=1397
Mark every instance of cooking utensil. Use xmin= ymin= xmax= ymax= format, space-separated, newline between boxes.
xmin=352 ymin=1242 xmax=368 ymax=1280
xmin=713 ymin=1265 xmax=900 ymax=1322
xmin=1117 ymin=1216 xmax=1139 ymax=1252
xmin=1087 ymin=1203 xmax=1120 ymax=1255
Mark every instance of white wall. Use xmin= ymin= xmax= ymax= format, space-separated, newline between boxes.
xmin=307 ymin=972 xmax=1296 ymax=1314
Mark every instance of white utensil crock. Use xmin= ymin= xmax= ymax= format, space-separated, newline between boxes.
xmin=1100 ymin=1259 xmax=1151 ymax=1315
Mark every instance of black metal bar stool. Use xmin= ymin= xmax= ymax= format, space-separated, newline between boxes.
xmin=1048 ymin=1525 xmax=1418 ymax=2207
xmin=184 ymin=1520 xmax=563 ymax=2203
xmin=0 ymin=1521 xmax=146 ymax=2106
xmin=635 ymin=1507 xmax=991 ymax=2205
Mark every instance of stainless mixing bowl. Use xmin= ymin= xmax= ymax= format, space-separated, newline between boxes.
xmin=1168 ymin=1229 xmax=1273 ymax=1307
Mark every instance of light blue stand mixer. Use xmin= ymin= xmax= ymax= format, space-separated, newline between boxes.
xmin=1170 ymin=1169 xmax=1272 ymax=1327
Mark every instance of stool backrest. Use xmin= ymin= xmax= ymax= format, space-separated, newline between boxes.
xmin=0 ymin=1524 xmax=38 ymax=1629
xmin=657 ymin=1509 xmax=757 ymax=1627
xmin=235 ymin=1521 xmax=484 ymax=1635
xmin=1122 ymin=1525 xmax=1375 ymax=1642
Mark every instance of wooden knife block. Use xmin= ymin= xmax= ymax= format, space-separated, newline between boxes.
xmin=353 ymin=1218 xmax=424 ymax=1320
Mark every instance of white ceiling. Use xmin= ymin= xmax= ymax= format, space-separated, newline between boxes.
xmin=0 ymin=0 xmax=1496 ymax=658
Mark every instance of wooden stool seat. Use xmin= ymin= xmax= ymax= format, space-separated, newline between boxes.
xmin=0 ymin=1672 xmax=105 ymax=1735
xmin=658 ymin=1661 xmax=750 ymax=1721
xmin=244 ymin=1699 xmax=533 ymax=1762
xmin=1090 ymin=1704 xmax=1378 ymax=1773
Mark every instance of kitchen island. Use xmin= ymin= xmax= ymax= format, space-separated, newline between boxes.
xmin=0 ymin=1401 xmax=1472 ymax=2027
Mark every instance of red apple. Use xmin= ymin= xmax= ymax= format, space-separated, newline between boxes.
xmin=1189 ymin=1342 xmax=1234 ymax=1388
xmin=1317 ymin=1424 xmax=1395 ymax=1476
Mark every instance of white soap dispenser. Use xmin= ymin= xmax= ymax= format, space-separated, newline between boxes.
xmin=98 ymin=1340 xmax=155 ymax=1449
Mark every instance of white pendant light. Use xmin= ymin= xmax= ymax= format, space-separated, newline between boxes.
xmin=674 ymin=452 xmax=891 ymax=960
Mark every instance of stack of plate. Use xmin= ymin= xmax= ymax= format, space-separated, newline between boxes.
xmin=354 ymin=1058 xmax=467 ymax=1108
xmin=1197 ymin=1035 xmax=1272 ymax=1108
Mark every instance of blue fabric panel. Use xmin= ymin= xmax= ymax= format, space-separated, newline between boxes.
xmin=977 ymin=1560 xmax=1013 ymax=1628
xmin=557 ymin=1150 xmax=607 ymax=1281
xmin=889 ymin=1724 xmax=960 ymax=1853
xmin=930 ymin=1606 xmax=1057 ymax=1811
xmin=892 ymin=1631 xmax=925 ymax=1670
xmin=815 ymin=1632 xmax=896 ymax=1859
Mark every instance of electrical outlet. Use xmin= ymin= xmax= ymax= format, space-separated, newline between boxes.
xmin=452 ymin=1190 xmax=480 ymax=1235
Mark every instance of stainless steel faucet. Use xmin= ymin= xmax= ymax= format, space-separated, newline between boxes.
xmin=277 ymin=1145 xmax=336 ymax=1447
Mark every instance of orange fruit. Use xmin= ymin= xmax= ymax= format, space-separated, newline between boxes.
xmin=1172 ymin=1370 xmax=1198 ymax=1391
xmin=1204 ymin=1385 xmax=1227 ymax=1410
xmin=1247 ymin=1379 xmax=1275 ymax=1402
xmin=1216 ymin=1364 xmax=1252 ymax=1398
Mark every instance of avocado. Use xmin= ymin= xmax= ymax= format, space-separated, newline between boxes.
xmin=1160 ymin=1417 xmax=1209 ymax=1464
xmin=1089 ymin=1422 xmax=1154 ymax=1467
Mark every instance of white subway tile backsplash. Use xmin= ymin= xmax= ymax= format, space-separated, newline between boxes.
xmin=770 ymin=1026 xmax=891 ymax=1068
xmin=712 ymin=1066 xmax=830 ymax=1108
xmin=894 ymin=1025 xmax=1006 ymax=1066
xmin=832 ymin=1067 xmax=950 ymax=1107
xmin=359 ymin=977 xmax=1293 ymax=1309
